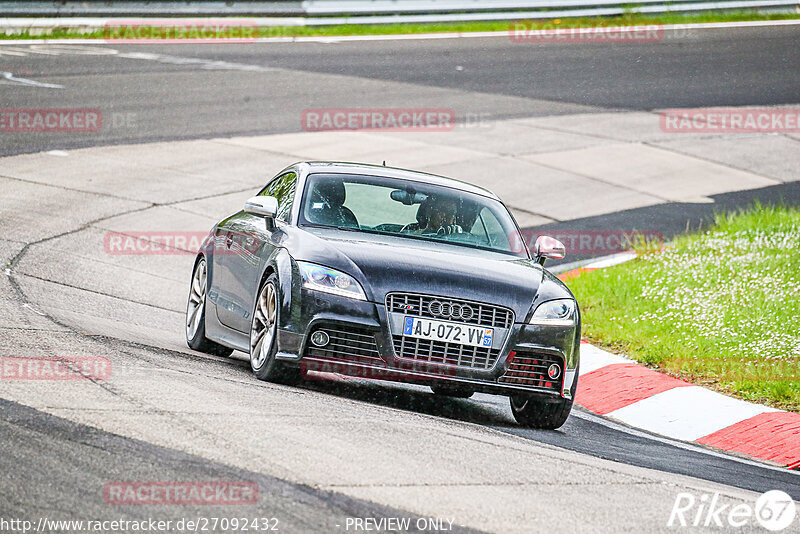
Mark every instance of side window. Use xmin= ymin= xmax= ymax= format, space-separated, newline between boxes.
xmin=470 ymin=207 xmax=510 ymax=249
xmin=260 ymin=172 xmax=297 ymax=222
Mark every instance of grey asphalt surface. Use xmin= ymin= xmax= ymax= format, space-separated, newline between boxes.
xmin=1 ymin=24 xmax=799 ymax=157
xmin=299 ymin=376 xmax=800 ymax=501
xmin=1 ymin=25 xmax=800 ymax=533
xmin=1 ymin=397 xmax=478 ymax=533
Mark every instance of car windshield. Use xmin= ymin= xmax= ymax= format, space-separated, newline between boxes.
xmin=298 ymin=173 xmax=528 ymax=258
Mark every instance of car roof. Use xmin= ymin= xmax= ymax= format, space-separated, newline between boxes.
xmin=295 ymin=161 xmax=500 ymax=201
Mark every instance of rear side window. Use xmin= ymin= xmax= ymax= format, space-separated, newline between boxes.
xmin=260 ymin=172 xmax=297 ymax=222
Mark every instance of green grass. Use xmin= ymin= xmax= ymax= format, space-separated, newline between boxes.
xmin=2 ymin=10 xmax=799 ymax=40
xmin=567 ymin=204 xmax=800 ymax=411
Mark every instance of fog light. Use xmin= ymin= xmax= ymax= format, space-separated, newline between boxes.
xmin=310 ymin=330 xmax=330 ymax=347
xmin=548 ymin=363 xmax=561 ymax=379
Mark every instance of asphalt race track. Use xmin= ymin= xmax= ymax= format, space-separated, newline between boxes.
xmin=1 ymin=25 xmax=800 ymax=157
xmin=1 ymin=24 xmax=800 ymax=533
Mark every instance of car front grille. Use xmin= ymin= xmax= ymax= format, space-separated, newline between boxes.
xmin=305 ymin=326 xmax=383 ymax=365
xmin=385 ymin=292 xmax=513 ymax=329
xmin=392 ymin=335 xmax=500 ymax=370
xmin=499 ymin=352 xmax=563 ymax=391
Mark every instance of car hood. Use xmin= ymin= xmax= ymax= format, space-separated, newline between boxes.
xmin=289 ymin=227 xmax=545 ymax=319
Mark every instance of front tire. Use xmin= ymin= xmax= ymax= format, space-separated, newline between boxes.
xmin=249 ymin=274 xmax=301 ymax=384
xmin=186 ymin=257 xmax=233 ymax=357
xmin=509 ymin=395 xmax=573 ymax=429
xmin=430 ymin=383 xmax=474 ymax=398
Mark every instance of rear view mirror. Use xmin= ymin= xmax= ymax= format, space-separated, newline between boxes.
xmin=390 ymin=189 xmax=428 ymax=205
xmin=244 ymin=196 xmax=278 ymax=218
xmin=534 ymin=235 xmax=566 ymax=266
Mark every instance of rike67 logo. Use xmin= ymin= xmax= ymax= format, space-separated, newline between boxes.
xmin=669 ymin=490 xmax=796 ymax=531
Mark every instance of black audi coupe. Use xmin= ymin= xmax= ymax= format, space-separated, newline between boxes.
xmin=186 ymin=162 xmax=580 ymax=429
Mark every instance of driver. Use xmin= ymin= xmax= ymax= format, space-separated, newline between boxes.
xmin=404 ymin=195 xmax=463 ymax=235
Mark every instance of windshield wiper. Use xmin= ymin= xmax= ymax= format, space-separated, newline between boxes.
xmin=304 ymin=223 xmax=362 ymax=233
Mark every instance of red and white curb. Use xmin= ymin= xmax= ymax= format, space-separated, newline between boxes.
xmin=557 ymin=250 xmax=638 ymax=281
xmin=560 ymin=254 xmax=800 ymax=469
xmin=576 ymin=343 xmax=800 ymax=469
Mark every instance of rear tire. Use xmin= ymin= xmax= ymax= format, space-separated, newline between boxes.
xmin=430 ymin=383 xmax=474 ymax=398
xmin=249 ymin=274 xmax=302 ymax=385
xmin=186 ymin=257 xmax=233 ymax=357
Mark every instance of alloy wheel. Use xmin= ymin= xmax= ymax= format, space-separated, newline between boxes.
xmin=250 ymin=282 xmax=277 ymax=369
xmin=186 ymin=259 xmax=207 ymax=340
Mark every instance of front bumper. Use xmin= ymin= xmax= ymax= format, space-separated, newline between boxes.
xmin=277 ymin=289 xmax=579 ymax=399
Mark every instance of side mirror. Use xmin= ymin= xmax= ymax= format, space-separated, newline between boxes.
xmin=534 ymin=235 xmax=566 ymax=266
xmin=244 ymin=196 xmax=278 ymax=218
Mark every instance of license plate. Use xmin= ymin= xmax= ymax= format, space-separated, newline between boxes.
xmin=402 ymin=316 xmax=493 ymax=348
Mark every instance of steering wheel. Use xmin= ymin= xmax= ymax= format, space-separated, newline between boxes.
xmin=437 ymin=224 xmax=463 ymax=235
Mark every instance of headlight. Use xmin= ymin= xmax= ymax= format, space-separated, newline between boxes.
xmin=530 ymin=299 xmax=576 ymax=326
xmin=297 ymin=261 xmax=367 ymax=301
